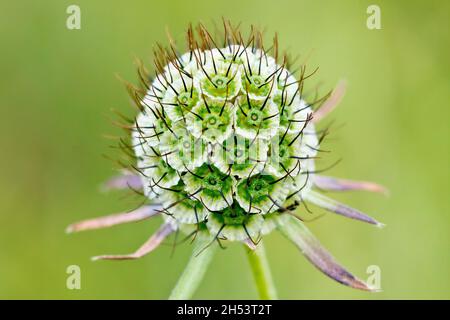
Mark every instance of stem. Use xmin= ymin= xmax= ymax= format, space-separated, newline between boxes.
xmin=245 ymin=241 xmax=278 ymax=300
xmin=169 ymin=237 xmax=217 ymax=300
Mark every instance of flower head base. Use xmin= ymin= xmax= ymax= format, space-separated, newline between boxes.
xmin=68 ymin=22 xmax=387 ymax=296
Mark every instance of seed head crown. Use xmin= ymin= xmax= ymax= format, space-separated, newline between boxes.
xmin=132 ymin=25 xmax=318 ymax=242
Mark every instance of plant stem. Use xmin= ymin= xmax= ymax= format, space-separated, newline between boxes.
xmin=169 ymin=237 xmax=217 ymax=300
xmin=245 ymin=241 xmax=278 ymax=300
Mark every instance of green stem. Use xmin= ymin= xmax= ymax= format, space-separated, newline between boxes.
xmin=245 ymin=241 xmax=278 ymax=300
xmin=169 ymin=237 xmax=217 ymax=300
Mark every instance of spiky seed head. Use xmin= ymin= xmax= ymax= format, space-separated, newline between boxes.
xmin=131 ymin=23 xmax=318 ymax=242
xmin=68 ymin=22 xmax=384 ymax=292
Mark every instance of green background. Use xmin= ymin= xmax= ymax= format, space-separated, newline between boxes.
xmin=0 ymin=0 xmax=449 ymax=299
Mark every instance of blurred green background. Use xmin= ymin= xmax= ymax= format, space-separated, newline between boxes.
xmin=0 ymin=0 xmax=449 ymax=299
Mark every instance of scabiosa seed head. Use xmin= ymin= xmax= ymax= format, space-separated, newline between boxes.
xmin=132 ymin=42 xmax=316 ymax=238
xmin=68 ymin=21 xmax=387 ymax=296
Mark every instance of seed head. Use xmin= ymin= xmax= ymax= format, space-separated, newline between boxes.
xmin=68 ymin=21 xmax=387 ymax=293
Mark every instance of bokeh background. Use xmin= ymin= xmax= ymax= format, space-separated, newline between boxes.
xmin=0 ymin=0 xmax=449 ymax=299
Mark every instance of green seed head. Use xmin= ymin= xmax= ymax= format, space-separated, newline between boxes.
xmin=71 ymin=22 xmax=384 ymax=295
xmin=132 ymin=25 xmax=318 ymax=240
